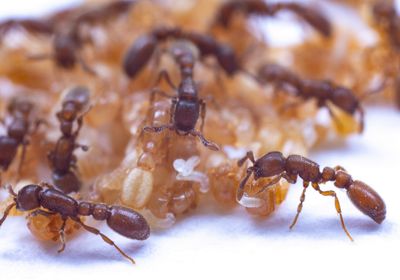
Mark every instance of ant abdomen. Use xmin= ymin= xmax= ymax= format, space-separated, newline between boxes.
xmin=123 ymin=35 xmax=157 ymax=78
xmin=107 ymin=206 xmax=150 ymax=240
xmin=346 ymin=180 xmax=386 ymax=224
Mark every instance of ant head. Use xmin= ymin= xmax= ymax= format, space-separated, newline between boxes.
xmin=8 ymin=98 xmax=33 ymax=117
xmin=14 ymin=184 xmax=42 ymax=211
xmin=7 ymin=121 xmax=27 ymax=141
xmin=54 ymin=34 xmax=77 ymax=69
xmin=59 ymin=103 xmax=78 ymax=122
xmin=331 ymin=86 xmax=359 ymax=115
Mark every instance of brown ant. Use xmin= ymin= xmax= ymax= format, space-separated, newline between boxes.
xmin=257 ymin=63 xmax=365 ymax=132
xmin=2 ymin=1 xmax=135 ymax=74
xmin=123 ymin=27 xmax=243 ymax=79
xmin=0 ymin=98 xmax=41 ymax=185
xmin=237 ymin=151 xmax=386 ymax=241
xmin=143 ymin=43 xmax=219 ymax=151
xmin=212 ymin=0 xmax=332 ymax=38
xmin=0 ymin=183 xmax=150 ymax=264
xmin=47 ymin=86 xmax=90 ymax=193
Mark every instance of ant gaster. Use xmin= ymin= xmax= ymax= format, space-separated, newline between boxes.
xmin=0 ymin=99 xmax=40 ymax=184
xmin=123 ymin=27 xmax=241 ymax=79
xmin=0 ymin=183 xmax=150 ymax=264
xmin=238 ymin=151 xmax=386 ymax=241
xmin=257 ymin=63 xmax=365 ymax=132
xmin=212 ymin=0 xmax=332 ymax=38
xmin=48 ymin=86 xmax=90 ymax=193
xmin=143 ymin=43 xmax=219 ymax=151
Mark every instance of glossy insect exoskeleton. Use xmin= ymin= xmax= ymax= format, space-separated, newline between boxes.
xmin=143 ymin=43 xmax=219 ymax=151
xmin=2 ymin=1 xmax=135 ymax=73
xmin=123 ymin=27 xmax=242 ymax=79
xmin=257 ymin=63 xmax=365 ymax=132
xmin=212 ymin=0 xmax=332 ymax=37
xmin=0 ymin=98 xmax=40 ymax=184
xmin=48 ymin=86 xmax=90 ymax=193
xmin=0 ymin=183 xmax=150 ymax=264
xmin=238 ymin=151 xmax=386 ymax=241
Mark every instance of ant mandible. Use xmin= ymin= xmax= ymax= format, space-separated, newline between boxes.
xmin=123 ymin=27 xmax=242 ymax=80
xmin=47 ymin=86 xmax=90 ymax=193
xmin=257 ymin=63 xmax=365 ymax=133
xmin=237 ymin=151 xmax=386 ymax=241
xmin=143 ymin=43 xmax=219 ymax=151
xmin=0 ymin=98 xmax=42 ymax=184
xmin=212 ymin=0 xmax=332 ymax=37
xmin=0 ymin=183 xmax=150 ymax=264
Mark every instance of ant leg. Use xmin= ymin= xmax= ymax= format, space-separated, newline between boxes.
xmin=57 ymin=218 xmax=67 ymax=253
xmin=77 ymin=54 xmax=97 ymax=76
xmin=27 ymin=209 xmax=56 ymax=218
xmin=189 ymin=130 xmax=219 ymax=151
xmin=74 ymin=143 xmax=89 ymax=152
xmin=311 ymin=182 xmax=354 ymax=241
xmin=237 ymin=169 xmax=253 ymax=202
xmin=27 ymin=53 xmax=53 ymax=61
xmin=5 ymin=184 xmax=17 ymax=197
xmin=289 ymin=181 xmax=309 ymax=229
xmin=73 ymin=106 xmax=92 ymax=138
xmin=0 ymin=203 xmax=16 ymax=226
xmin=357 ymin=106 xmax=365 ymax=133
xmin=199 ymin=99 xmax=206 ymax=132
xmin=238 ymin=151 xmax=256 ymax=167
xmin=149 ymin=88 xmax=175 ymax=104
xmin=154 ymin=69 xmax=177 ymax=90
xmin=255 ymin=175 xmax=283 ymax=195
xmin=143 ymin=124 xmax=174 ymax=133
xmin=72 ymin=217 xmax=135 ymax=264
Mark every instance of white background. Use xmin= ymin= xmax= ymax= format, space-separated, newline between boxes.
xmin=0 ymin=1 xmax=399 ymax=279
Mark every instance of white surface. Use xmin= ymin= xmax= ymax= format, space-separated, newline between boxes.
xmin=0 ymin=1 xmax=399 ymax=280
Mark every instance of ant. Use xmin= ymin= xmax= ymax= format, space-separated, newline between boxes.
xmin=212 ymin=0 xmax=332 ymax=38
xmin=0 ymin=183 xmax=150 ymax=264
xmin=48 ymin=86 xmax=90 ymax=193
xmin=2 ymin=1 xmax=135 ymax=74
xmin=257 ymin=63 xmax=365 ymax=133
xmin=123 ymin=27 xmax=243 ymax=79
xmin=237 ymin=151 xmax=386 ymax=241
xmin=142 ymin=43 xmax=219 ymax=151
xmin=0 ymin=98 xmax=41 ymax=185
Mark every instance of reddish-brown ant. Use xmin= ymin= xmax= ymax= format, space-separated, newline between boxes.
xmin=2 ymin=1 xmax=135 ymax=74
xmin=0 ymin=183 xmax=150 ymax=264
xmin=143 ymin=43 xmax=219 ymax=151
xmin=123 ymin=27 xmax=242 ymax=79
xmin=0 ymin=98 xmax=41 ymax=184
xmin=212 ymin=0 xmax=332 ymax=37
xmin=257 ymin=63 xmax=365 ymax=132
xmin=238 ymin=151 xmax=386 ymax=241
xmin=48 ymin=86 xmax=90 ymax=193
